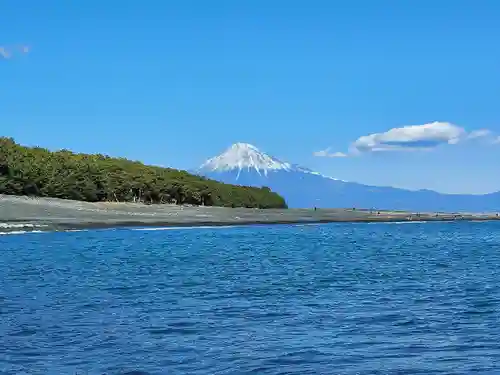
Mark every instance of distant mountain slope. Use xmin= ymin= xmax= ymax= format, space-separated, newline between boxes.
xmin=196 ymin=143 xmax=500 ymax=212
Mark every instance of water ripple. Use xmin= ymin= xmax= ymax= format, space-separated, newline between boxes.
xmin=1 ymin=222 xmax=500 ymax=374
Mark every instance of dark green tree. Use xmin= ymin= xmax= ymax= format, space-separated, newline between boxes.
xmin=0 ymin=138 xmax=288 ymax=209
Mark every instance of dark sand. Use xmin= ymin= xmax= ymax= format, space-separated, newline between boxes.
xmin=1 ymin=194 xmax=499 ymax=233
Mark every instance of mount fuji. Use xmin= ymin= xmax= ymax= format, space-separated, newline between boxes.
xmin=196 ymin=143 xmax=500 ymax=212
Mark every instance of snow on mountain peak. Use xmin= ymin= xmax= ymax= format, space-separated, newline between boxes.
xmin=199 ymin=143 xmax=293 ymax=176
xmin=197 ymin=142 xmax=346 ymax=182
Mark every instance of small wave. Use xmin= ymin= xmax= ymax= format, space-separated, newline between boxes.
xmin=132 ymin=225 xmax=238 ymax=231
xmin=367 ymin=221 xmax=429 ymax=225
xmin=0 ymin=230 xmax=46 ymax=236
xmin=0 ymin=222 xmax=48 ymax=229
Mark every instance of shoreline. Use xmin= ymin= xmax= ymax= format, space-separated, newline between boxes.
xmin=2 ymin=218 xmax=499 ymax=235
xmin=1 ymin=194 xmax=500 ymax=233
xmin=38 ymin=214 xmax=500 ymax=229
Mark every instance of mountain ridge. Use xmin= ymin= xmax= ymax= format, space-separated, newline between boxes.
xmin=196 ymin=143 xmax=500 ymax=211
xmin=197 ymin=143 xmax=342 ymax=181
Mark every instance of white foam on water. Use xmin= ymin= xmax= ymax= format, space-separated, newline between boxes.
xmin=0 ymin=230 xmax=46 ymax=236
xmin=367 ymin=221 xmax=430 ymax=225
xmin=0 ymin=222 xmax=48 ymax=229
xmin=132 ymin=225 xmax=239 ymax=231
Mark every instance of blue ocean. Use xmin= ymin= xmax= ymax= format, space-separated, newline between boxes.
xmin=1 ymin=222 xmax=500 ymax=374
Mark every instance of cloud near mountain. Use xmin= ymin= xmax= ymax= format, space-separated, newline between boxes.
xmin=315 ymin=121 xmax=496 ymax=157
xmin=312 ymin=149 xmax=347 ymax=158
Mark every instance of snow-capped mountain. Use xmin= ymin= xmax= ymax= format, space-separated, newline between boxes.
xmin=199 ymin=142 xmax=335 ymax=179
xmin=196 ymin=143 xmax=500 ymax=212
xmin=200 ymin=143 xmax=295 ymax=176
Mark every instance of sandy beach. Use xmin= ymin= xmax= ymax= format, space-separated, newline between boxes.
xmin=1 ymin=194 xmax=499 ymax=233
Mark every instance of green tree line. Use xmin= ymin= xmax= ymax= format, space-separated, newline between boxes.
xmin=0 ymin=137 xmax=287 ymax=209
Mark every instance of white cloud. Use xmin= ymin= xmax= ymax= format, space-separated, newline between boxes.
xmin=330 ymin=152 xmax=348 ymax=157
xmin=468 ymin=129 xmax=492 ymax=139
xmin=315 ymin=121 xmax=498 ymax=157
xmin=313 ymin=148 xmax=347 ymax=158
xmin=351 ymin=122 xmax=465 ymax=153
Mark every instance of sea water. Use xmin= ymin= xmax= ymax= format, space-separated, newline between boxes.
xmin=1 ymin=222 xmax=500 ymax=374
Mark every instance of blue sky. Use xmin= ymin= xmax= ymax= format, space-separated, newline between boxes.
xmin=1 ymin=0 xmax=500 ymax=194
